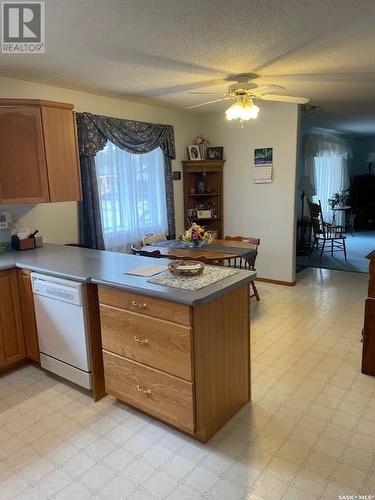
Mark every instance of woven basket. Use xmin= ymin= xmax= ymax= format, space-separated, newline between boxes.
xmin=168 ymin=260 xmax=205 ymax=276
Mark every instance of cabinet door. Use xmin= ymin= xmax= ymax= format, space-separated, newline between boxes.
xmin=0 ymin=270 xmax=26 ymax=368
xmin=41 ymin=107 xmax=82 ymax=202
xmin=17 ymin=269 xmax=40 ymax=363
xmin=362 ymin=298 xmax=375 ymax=376
xmin=0 ymin=107 xmax=50 ymax=203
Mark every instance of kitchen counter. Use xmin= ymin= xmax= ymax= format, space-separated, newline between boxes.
xmin=0 ymin=244 xmax=255 ymax=305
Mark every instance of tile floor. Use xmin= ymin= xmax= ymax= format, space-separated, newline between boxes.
xmin=1 ymin=268 xmax=375 ymax=499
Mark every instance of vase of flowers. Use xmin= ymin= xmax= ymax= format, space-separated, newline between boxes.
xmin=193 ymin=135 xmax=209 ymax=160
xmin=181 ymin=223 xmax=213 ymax=247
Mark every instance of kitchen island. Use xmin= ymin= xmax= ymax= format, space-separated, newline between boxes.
xmin=0 ymin=244 xmax=254 ymax=442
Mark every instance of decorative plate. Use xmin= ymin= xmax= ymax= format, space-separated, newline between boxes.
xmin=168 ymin=260 xmax=205 ymax=276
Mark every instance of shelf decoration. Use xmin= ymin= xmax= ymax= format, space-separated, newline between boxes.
xmin=182 ymin=158 xmax=224 ymax=238
xmin=193 ymin=134 xmax=209 ymax=159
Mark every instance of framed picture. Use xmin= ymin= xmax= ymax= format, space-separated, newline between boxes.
xmin=188 ymin=145 xmax=201 ymax=161
xmin=254 ymin=147 xmax=273 ymax=166
xmin=206 ymin=146 xmax=224 ymax=160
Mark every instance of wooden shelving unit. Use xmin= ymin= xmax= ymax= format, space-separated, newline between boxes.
xmin=182 ymin=160 xmax=224 ymax=238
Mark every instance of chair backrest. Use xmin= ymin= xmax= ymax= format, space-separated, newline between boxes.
xmin=142 ymin=233 xmax=167 ymax=246
xmin=307 ymin=199 xmax=324 ymax=236
xmin=224 ymin=235 xmax=259 ymax=270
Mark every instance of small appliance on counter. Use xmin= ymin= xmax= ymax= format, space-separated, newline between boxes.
xmin=11 ymin=229 xmax=40 ymax=251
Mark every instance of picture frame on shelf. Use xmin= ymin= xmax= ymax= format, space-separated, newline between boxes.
xmin=188 ymin=145 xmax=201 ymax=161
xmin=206 ymin=146 xmax=224 ymax=160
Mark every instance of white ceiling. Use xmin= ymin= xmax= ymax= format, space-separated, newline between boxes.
xmin=1 ymin=0 xmax=375 ymax=134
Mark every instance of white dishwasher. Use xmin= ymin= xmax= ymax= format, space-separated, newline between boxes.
xmin=31 ymin=273 xmax=92 ymax=389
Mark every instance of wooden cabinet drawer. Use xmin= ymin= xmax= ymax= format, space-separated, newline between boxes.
xmin=98 ymin=287 xmax=191 ymax=326
xmin=103 ymin=351 xmax=195 ymax=434
xmin=100 ymin=305 xmax=192 ymax=380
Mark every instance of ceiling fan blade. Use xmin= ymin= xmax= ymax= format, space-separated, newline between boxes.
xmin=251 ymin=84 xmax=285 ymax=96
xmin=185 ymin=97 xmax=232 ymax=110
xmin=260 ymin=94 xmax=310 ymax=104
xmin=188 ymin=92 xmax=227 ymax=95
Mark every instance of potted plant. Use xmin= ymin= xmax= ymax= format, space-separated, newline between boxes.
xmin=181 ymin=223 xmax=213 ymax=247
xmin=328 ymin=190 xmax=349 ymax=210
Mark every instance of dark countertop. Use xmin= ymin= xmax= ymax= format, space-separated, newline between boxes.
xmin=0 ymin=244 xmax=255 ymax=305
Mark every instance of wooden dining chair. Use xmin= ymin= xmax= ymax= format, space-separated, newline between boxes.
xmin=225 ymin=235 xmax=260 ymax=301
xmin=130 ymin=245 xmax=162 ymax=258
xmin=307 ymin=200 xmax=347 ymax=261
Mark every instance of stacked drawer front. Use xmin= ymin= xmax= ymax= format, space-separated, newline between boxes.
xmin=98 ymin=287 xmax=195 ymax=434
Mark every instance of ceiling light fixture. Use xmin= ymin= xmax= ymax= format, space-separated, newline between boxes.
xmin=225 ymin=96 xmax=260 ymax=123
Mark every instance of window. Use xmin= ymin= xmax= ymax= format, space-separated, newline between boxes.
xmin=313 ymin=154 xmax=349 ymax=224
xmin=96 ymin=142 xmax=168 ymax=251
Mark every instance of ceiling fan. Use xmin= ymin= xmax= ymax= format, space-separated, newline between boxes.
xmin=185 ymin=74 xmax=310 ymax=122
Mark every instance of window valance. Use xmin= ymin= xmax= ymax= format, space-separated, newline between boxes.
xmin=76 ymin=112 xmax=176 ymax=159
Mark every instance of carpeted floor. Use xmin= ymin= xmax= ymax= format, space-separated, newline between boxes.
xmin=296 ymin=230 xmax=375 ymax=274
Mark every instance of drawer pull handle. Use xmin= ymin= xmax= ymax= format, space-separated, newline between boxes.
xmin=136 ymin=384 xmax=152 ymax=395
xmin=134 ymin=336 xmax=150 ymax=345
xmin=131 ymin=300 xmax=148 ymax=310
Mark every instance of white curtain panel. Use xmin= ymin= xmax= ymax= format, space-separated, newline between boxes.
xmin=95 ymin=142 xmax=168 ymax=252
xmin=303 ymin=134 xmax=351 ymax=193
xmin=313 ymin=154 xmax=350 ymax=224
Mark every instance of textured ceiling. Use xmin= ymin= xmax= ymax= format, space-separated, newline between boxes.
xmin=1 ymin=0 xmax=375 ymax=134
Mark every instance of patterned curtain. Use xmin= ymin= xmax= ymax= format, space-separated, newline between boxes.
xmin=76 ymin=112 xmax=176 ymax=249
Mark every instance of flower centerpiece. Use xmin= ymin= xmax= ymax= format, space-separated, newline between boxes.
xmin=181 ymin=223 xmax=213 ymax=248
xmin=193 ymin=134 xmax=209 ymax=159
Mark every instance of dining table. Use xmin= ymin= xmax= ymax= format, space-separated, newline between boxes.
xmin=140 ymin=239 xmax=257 ymax=265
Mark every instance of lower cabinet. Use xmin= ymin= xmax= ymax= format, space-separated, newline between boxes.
xmin=98 ymin=284 xmax=251 ymax=442
xmin=103 ymin=351 xmax=195 ymax=434
xmin=0 ymin=269 xmax=26 ymax=369
xmin=17 ymin=269 xmax=40 ymax=362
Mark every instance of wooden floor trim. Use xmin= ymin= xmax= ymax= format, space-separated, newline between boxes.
xmin=255 ymin=277 xmax=296 ymax=286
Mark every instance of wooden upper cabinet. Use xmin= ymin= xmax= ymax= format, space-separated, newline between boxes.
xmin=0 ymin=107 xmax=50 ymax=203
xmin=0 ymin=99 xmax=82 ymax=204
xmin=0 ymin=269 xmax=26 ymax=369
xmin=41 ymin=106 xmax=81 ymax=202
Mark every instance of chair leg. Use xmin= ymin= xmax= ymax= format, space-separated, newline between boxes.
xmin=309 ymin=238 xmax=316 ymax=258
xmin=320 ymin=240 xmax=325 ymax=260
xmin=343 ymin=238 xmax=347 ymax=262
xmin=250 ymin=281 xmax=260 ymax=301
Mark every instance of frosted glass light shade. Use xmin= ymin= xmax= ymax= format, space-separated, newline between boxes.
xmin=225 ymin=98 xmax=260 ymax=121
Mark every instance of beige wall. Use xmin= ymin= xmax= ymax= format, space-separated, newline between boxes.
xmin=201 ymin=102 xmax=300 ymax=283
xmin=0 ymin=75 xmax=200 ymax=242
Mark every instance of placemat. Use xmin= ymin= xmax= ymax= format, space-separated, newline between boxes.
xmin=148 ymin=266 xmax=238 ymax=291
